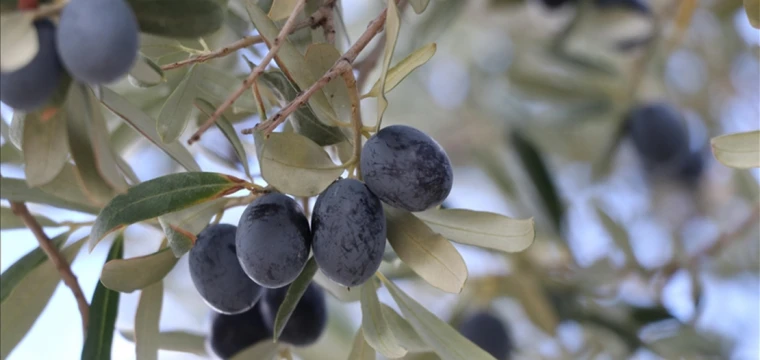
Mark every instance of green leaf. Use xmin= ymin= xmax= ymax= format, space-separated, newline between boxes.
xmin=157 ymin=65 xmax=200 ymax=143
xmin=100 ymin=247 xmax=178 ymax=293
xmin=82 ymin=235 xmax=124 ymax=360
xmin=414 ymin=208 xmax=535 ymax=253
xmin=273 ymin=257 xmax=318 ymax=341
xmin=127 ymin=0 xmax=225 ymax=38
xmin=0 ymin=12 xmax=37 ymax=72
xmin=385 ymin=207 xmax=468 ymax=294
xmin=510 ymin=130 xmax=564 ymax=234
xmin=258 ymin=69 xmax=347 ymax=146
xmin=380 ymin=304 xmax=430 ymax=353
xmin=254 ymin=131 xmax=343 ymax=197
xmin=409 ymin=0 xmax=430 ymax=14
xmin=745 ymin=0 xmax=759 ymax=29
xmin=0 ymin=206 xmax=58 ymax=230
xmin=363 ymin=43 xmax=436 ymax=98
xmin=594 ymin=204 xmax=636 ymax=265
xmin=313 ymin=271 xmax=362 ymax=303
xmin=194 ymin=65 xmax=259 ymax=113
xmin=89 ymin=172 xmax=246 ymax=250
xmin=303 ymin=43 xmax=352 ymax=124
xmin=37 ymin=164 xmax=101 ymax=209
xmin=119 ymin=330 xmax=208 ymax=356
xmin=347 ymin=329 xmax=376 ymax=360
xmin=360 ymin=279 xmax=408 ymax=358
xmin=0 ymin=232 xmax=68 ymax=303
xmin=9 ymin=111 xmax=24 ymax=149
xmin=158 ymin=197 xmax=228 ymax=257
xmin=128 ymin=54 xmax=166 ymax=88
xmin=21 ymin=110 xmax=69 ymax=187
xmin=229 ymin=341 xmax=279 ymax=360
xmin=1 ymin=176 xmax=100 ymax=214
xmin=502 ymin=274 xmax=559 ymax=335
xmin=377 ymin=274 xmax=498 ymax=360
xmin=135 ymin=281 xmax=163 ymax=360
xmin=194 ymin=99 xmax=252 ymax=178
xmin=710 ymin=130 xmax=760 ymax=169
xmin=268 ymin=0 xmax=300 ymax=21
xmin=97 ymin=87 xmax=201 ymax=172
xmin=0 ymin=142 xmax=23 ymax=163
xmin=245 ymin=2 xmax=340 ymax=126
xmin=375 ymin=0 xmax=401 ymax=129
xmin=0 ymin=235 xmax=86 ymax=359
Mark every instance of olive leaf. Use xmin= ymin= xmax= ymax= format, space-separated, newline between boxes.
xmin=0 ymin=12 xmax=37 ymax=72
xmin=245 ymin=2 xmax=340 ymax=126
xmin=128 ymin=53 xmax=165 ymax=88
xmin=100 ymin=247 xmax=178 ymax=293
xmin=89 ymin=172 xmax=246 ymax=250
xmin=229 ymin=341 xmax=279 ymax=360
xmin=119 ymin=330 xmax=208 ymax=357
xmin=312 ymin=271 xmax=363 ymax=303
xmin=378 ymin=274 xmax=498 ymax=360
xmin=380 ymin=304 xmax=430 ymax=353
xmin=9 ymin=111 xmax=24 ymax=149
xmin=158 ymin=197 xmax=228 ymax=257
xmin=710 ymin=130 xmax=760 ymax=169
xmin=0 ymin=206 xmax=58 ymax=230
xmin=127 ymin=0 xmax=225 ymax=38
xmin=135 ymin=281 xmax=163 ymax=360
xmin=157 ymin=65 xmax=200 ymax=143
xmin=83 ymin=235 xmax=123 ymax=360
xmin=37 ymin=164 xmax=101 ymax=210
xmin=414 ymin=208 xmax=535 ymax=253
xmin=348 ymin=329 xmax=376 ymax=360
xmin=21 ymin=109 xmax=69 ymax=187
xmin=745 ymin=0 xmax=759 ymax=29
xmin=253 ymin=131 xmax=343 ymax=197
xmin=303 ymin=43 xmax=352 ymax=124
xmin=374 ymin=0 xmax=401 ymax=130
xmin=0 ymin=232 xmax=69 ymax=303
xmin=1 ymin=176 xmax=100 ymax=214
xmin=194 ymin=99 xmax=252 ymax=178
xmin=97 ymin=86 xmax=201 ymax=172
xmin=360 ymin=279 xmax=408 ymax=358
xmin=409 ymin=0 xmax=431 ymax=14
xmin=363 ymin=43 xmax=436 ymax=98
xmin=273 ymin=257 xmax=318 ymax=341
xmin=0 ymin=235 xmax=86 ymax=359
xmin=385 ymin=207 xmax=468 ymax=294
xmin=268 ymin=0 xmax=301 ymax=20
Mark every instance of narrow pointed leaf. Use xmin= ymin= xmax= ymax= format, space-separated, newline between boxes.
xmin=0 ymin=142 xmax=23 ymax=163
xmin=194 ymin=99 xmax=251 ymax=178
xmin=82 ymin=236 xmax=124 ymax=360
xmin=135 ymin=281 xmax=163 ymax=360
xmin=268 ymin=0 xmax=300 ymax=20
xmin=229 ymin=341 xmax=279 ymax=360
xmin=380 ymin=304 xmax=430 ymax=353
xmin=375 ymin=0 xmax=401 ymax=129
xmin=385 ymin=207 xmax=468 ymax=294
xmin=594 ymin=204 xmax=636 ymax=264
xmin=254 ymin=131 xmax=343 ymax=197
xmin=414 ymin=209 xmax=535 ymax=253
xmin=194 ymin=65 xmax=258 ymax=113
xmin=0 ymin=235 xmax=86 ymax=359
xmin=244 ymin=2 xmax=340 ymax=126
xmin=119 ymin=330 xmax=207 ymax=356
xmin=711 ymin=130 xmax=760 ymax=169
xmin=273 ymin=257 xmax=319 ymax=341
xmin=97 ymin=87 xmax=201 ymax=172
xmin=0 ymin=206 xmax=58 ymax=230
xmin=0 ymin=232 xmax=69 ymax=302
xmin=89 ymin=172 xmax=246 ymax=249
xmin=313 ymin=271 xmax=363 ymax=303
xmin=157 ymin=65 xmax=200 ymax=143
xmin=348 ymin=329 xmax=375 ymax=360
xmin=360 ymin=280 xmax=408 ymax=358
xmin=364 ymin=43 xmax=436 ymax=98
xmin=128 ymin=54 xmax=165 ymax=88
xmin=409 ymin=0 xmax=430 ymax=14
xmin=1 ymin=176 xmax=100 ymax=214
xmin=510 ymin=131 xmax=564 ymax=233
xmin=378 ymin=275 xmax=497 ymax=360
xmin=9 ymin=111 xmax=24 ymax=149
xmin=38 ymin=164 xmax=100 ymax=209
xmin=303 ymin=43 xmax=352 ymax=124
xmin=100 ymin=248 xmax=178 ymax=293
xmin=21 ymin=110 xmax=69 ymax=187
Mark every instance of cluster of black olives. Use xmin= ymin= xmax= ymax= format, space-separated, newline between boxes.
xmin=0 ymin=0 xmax=139 ymax=111
xmin=458 ymin=311 xmax=514 ymax=360
xmin=540 ymin=0 xmax=650 ymax=13
xmin=624 ymin=102 xmax=705 ymax=184
xmin=189 ymin=124 xmax=452 ymax=357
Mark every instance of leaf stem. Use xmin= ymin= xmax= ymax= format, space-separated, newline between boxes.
xmin=250 ymin=0 xmax=402 ymax=136
xmin=9 ymin=201 xmax=89 ymax=334
xmin=188 ymin=0 xmax=310 ymax=145
xmin=342 ymin=69 xmax=364 ymax=179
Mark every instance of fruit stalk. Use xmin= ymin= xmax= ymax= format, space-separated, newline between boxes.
xmin=9 ymin=201 xmax=89 ymax=333
xmin=342 ymin=69 xmax=364 ymax=179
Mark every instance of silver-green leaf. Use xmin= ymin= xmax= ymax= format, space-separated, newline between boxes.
xmin=360 ymin=279 xmax=408 ymax=358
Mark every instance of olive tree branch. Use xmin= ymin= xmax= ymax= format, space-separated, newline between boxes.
xmin=188 ymin=0 xmax=309 ymax=145
xmin=248 ymin=0 xmax=399 ymax=136
xmin=9 ymin=201 xmax=89 ymax=333
xmin=161 ymin=35 xmax=264 ymax=71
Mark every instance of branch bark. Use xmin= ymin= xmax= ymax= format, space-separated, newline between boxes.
xmin=9 ymin=202 xmax=89 ymax=333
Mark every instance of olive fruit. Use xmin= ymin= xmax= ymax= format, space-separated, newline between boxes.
xmin=458 ymin=311 xmax=512 ymax=360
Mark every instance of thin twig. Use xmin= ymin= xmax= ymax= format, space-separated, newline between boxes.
xmin=342 ymin=69 xmax=364 ymax=179
xmin=188 ymin=0 xmax=309 ymax=145
xmin=250 ymin=0 xmax=399 ymax=135
xmin=9 ymin=202 xmax=89 ymax=333
xmin=161 ymin=35 xmax=264 ymax=71
xmin=31 ymin=0 xmax=68 ymax=19
xmin=321 ymin=0 xmax=337 ymax=44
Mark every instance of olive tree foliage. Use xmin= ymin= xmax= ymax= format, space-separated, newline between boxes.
xmin=0 ymin=0 xmax=757 ymax=359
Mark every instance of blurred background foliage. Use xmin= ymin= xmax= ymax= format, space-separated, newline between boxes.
xmin=1 ymin=0 xmax=759 ymax=359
